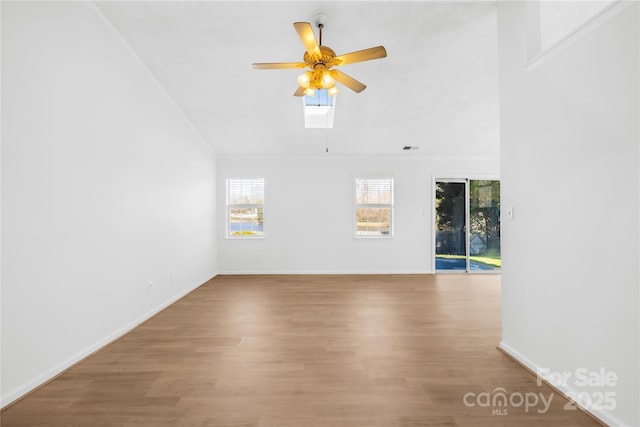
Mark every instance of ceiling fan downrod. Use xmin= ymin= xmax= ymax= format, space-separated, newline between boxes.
xmin=314 ymin=14 xmax=327 ymax=46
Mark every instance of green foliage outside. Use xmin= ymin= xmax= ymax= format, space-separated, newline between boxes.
xmin=435 ymin=180 xmax=501 ymax=265
xmin=469 ymin=180 xmax=500 ymax=259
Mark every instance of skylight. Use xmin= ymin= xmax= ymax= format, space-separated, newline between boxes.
xmin=303 ymin=89 xmax=336 ymax=128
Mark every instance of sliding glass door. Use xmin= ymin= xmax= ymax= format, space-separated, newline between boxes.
xmin=435 ymin=179 xmax=500 ymax=272
xmin=469 ymin=180 xmax=501 ymax=271
xmin=435 ymin=181 xmax=467 ymax=271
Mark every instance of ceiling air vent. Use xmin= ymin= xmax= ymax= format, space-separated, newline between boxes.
xmin=403 ymin=146 xmax=419 ymax=151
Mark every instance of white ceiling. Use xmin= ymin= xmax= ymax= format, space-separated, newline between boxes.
xmin=96 ymin=1 xmax=499 ymax=158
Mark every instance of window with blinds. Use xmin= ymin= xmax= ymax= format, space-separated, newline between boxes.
xmin=226 ymin=178 xmax=264 ymax=237
xmin=354 ymin=177 xmax=394 ymax=237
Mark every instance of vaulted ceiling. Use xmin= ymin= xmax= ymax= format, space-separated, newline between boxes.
xmin=96 ymin=1 xmax=499 ymax=158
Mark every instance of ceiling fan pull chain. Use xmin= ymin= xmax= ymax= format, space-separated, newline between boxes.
xmin=325 ymin=129 xmax=329 ymax=153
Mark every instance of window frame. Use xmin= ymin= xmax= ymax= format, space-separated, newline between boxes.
xmin=353 ymin=176 xmax=394 ymax=239
xmin=225 ymin=177 xmax=265 ymax=239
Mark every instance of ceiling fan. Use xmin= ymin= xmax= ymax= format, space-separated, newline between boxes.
xmin=252 ymin=15 xmax=387 ymax=97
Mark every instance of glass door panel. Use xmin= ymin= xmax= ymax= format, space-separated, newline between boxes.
xmin=435 ymin=181 xmax=467 ymax=271
xmin=469 ymin=180 xmax=501 ymax=271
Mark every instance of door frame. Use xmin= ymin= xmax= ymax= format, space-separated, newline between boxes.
xmin=432 ymin=175 xmax=501 ymax=274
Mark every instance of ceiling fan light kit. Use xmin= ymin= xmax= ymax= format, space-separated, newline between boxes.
xmin=252 ymin=16 xmax=387 ymax=98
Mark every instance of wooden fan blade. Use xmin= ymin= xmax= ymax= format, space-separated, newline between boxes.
xmin=331 ymin=70 xmax=366 ymax=93
xmin=293 ymin=22 xmax=321 ymax=58
xmin=294 ymin=86 xmax=306 ymax=97
xmin=252 ymin=62 xmax=307 ymax=69
xmin=335 ymin=46 xmax=387 ymax=66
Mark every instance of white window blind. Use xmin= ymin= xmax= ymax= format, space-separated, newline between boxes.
xmin=226 ymin=178 xmax=264 ymax=237
xmin=355 ymin=177 xmax=394 ymax=237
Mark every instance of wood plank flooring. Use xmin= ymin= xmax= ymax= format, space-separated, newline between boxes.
xmin=1 ymin=274 xmax=602 ymax=426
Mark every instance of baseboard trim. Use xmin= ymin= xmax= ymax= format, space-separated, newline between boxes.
xmin=216 ymin=270 xmax=434 ymax=275
xmin=497 ymin=342 xmax=627 ymax=427
xmin=0 ymin=274 xmax=216 ymax=410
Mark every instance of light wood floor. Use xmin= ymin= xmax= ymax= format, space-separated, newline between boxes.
xmin=2 ymin=274 xmax=601 ymax=426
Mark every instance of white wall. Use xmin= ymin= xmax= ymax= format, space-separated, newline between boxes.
xmin=498 ymin=2 xmax=639 ymax=426
xmin=1 ymin=2 xmax=217 ymax=407
xmin=217 ymin=156 xmax=499 ymax=274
